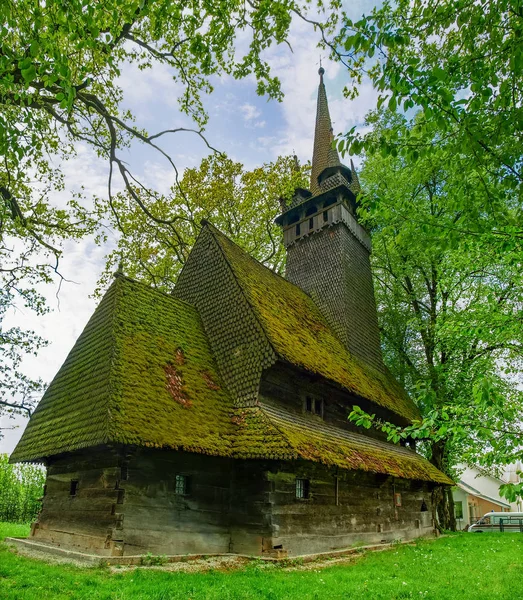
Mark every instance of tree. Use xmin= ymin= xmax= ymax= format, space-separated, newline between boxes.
xmin=349 ymin=111 xmax=523 ymax=529
xmin=96 ymin=153 xmax=309 ymax=292
xmin=0 ymin=0 xmax=333 ymax=428
xmin=1 ymin=177 xmax=98 ymax=425
xmin=326 ymin=0 xmax=523 ymax=239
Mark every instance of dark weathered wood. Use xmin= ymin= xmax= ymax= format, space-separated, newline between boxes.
xmin=33 ymin=444 xmax=437 ymax=557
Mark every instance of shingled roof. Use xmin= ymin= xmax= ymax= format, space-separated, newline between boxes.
xmin=10 ymin=276 xmax=236 ymax=463
xmin=310 ymin=67 xmax=343 ymax=196
xmin=207 ymin=224 xmax=420 ymax=422
xmin=233 ymin=405 xmax=452 ymax=485
xmin=11 ymin=263 xmax=451 ymax=485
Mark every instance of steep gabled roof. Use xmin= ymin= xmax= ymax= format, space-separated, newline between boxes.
xmin=10 ymin=276 xmax=236 ymax=463
xmin=209 ymin=225 xmax=420 ymax=423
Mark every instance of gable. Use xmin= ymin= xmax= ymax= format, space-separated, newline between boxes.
xmin=172 ymin=225 xmax=277 ymax=406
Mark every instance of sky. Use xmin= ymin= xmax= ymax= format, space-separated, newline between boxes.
xmin=0 ymin=1 xmax=380 ymax=454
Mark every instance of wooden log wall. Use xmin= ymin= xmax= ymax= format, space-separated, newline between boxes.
xmin=32 ymin=445 xmax=436 ymax=558
xmin=32 ymin=447 xmax=122 ymax=555
xmin=265 ymin=460 xmax=434 ymax=556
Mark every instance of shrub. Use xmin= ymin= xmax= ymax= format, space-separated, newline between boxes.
xmin=0 ymin=453 xmax=45 ymax=523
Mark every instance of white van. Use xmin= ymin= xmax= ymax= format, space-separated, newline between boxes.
xmin=469 ymin=512 xmax=523 ymax=533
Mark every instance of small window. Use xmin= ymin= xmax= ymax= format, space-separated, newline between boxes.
xmin=175 ymin=474 xmax=189 ymax=496
xmin=305 ymin=396 xmax=323 ymax=416
xmin=314 ymin=399 xmax=323 ymax=416
xmin=454 ymin=500 xmax=463 ymax=519
xmin=309 ymin=217 xmax=314 ymax=230
xmin=323 ymin=210 xmax=328 ymax=222
xmin=296 ymin=478 xmax=310 ymax=499
xmin=305 ymin=396 xmax=312 ymax=412
xmin=296 ymin=223 xmax=301 ymax=236
xmin=70 ymin=480 xmax=78 ymax=496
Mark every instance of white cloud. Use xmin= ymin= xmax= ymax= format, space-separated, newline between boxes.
xmin=239 ymin=103 xmax=261 ymax=122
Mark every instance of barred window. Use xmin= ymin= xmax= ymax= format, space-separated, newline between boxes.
xmin=175 ymin=474 xmax=189 ymax=496
xmin=295 ymin=478 xmax=310 ymax=499
xmin=305 ymin=396 xmax=323 ymax=417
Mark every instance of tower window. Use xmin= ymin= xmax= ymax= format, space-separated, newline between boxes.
xmin=70 ymin=480 xmax=78 ymax=496
xmin=296 ymin=478 xmax=310 ymax=499
xmin=309 ymin=217 xmax=314 ymax=230
xmin=175 ymin=474 xmax=189 ymax=496
xmin=296 ymin=223 xmax=301 ymax=236
xmin=305 ymin=205 xmax=317 ymax=216
xmin=323 ymin=210 xmax=329 ymax=222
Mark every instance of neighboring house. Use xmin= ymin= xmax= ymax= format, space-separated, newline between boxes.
xmin=10 ymin=69 xmax=452 ymax=559
xmin=453 ymin=465 xmax=515 ymax=529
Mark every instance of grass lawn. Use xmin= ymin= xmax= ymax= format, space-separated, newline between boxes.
xmin=1 ymin=523 xmax=522 ymax=599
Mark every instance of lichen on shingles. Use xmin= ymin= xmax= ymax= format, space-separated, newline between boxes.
xmin=209 ymin=224 xmax=420 ymax=423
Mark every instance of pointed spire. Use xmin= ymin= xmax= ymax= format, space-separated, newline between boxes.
xmin=310 ymin=68 xmax=342 ymax=196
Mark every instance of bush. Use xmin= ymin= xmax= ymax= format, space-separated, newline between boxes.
xmin=0 ymin=453 xmax=45 ymax=523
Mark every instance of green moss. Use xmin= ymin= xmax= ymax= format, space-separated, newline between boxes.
xmin=262 ymin=406 xmax=453 ymax=485
xmin=210 ymin=225 xmax=420 ymax=423
xmin=11 ymin=276 xmax=237 ymax=463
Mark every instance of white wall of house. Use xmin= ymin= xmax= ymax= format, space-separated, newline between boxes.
xmin=452 ymin=487 xmax=471 ymax=529
xmin=452 ymin=464 xmax=517 ymax=529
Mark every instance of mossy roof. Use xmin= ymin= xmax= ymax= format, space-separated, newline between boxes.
xmin=11 ymin=274 xmax=450 ymax=485
xmin=233 ymin=404 xmax=453 ymax=485
xmin=10 ymin=276 xmax=236 ymax=463
xmin=209 ymin=225 xmax=420 ymax=423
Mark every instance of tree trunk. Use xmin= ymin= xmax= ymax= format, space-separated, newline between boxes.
xmin=430 ymin=439 xmax=456 ymax=531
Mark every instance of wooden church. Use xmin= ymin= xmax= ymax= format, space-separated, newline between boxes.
xmin=11 ymin=69 xmax=452 ymax=558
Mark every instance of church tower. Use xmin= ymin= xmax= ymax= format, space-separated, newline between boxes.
xmin=275 ymin=68 xmax=384 ymax=373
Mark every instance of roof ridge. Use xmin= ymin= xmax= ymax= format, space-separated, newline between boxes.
xmin=203 ymin=220 xmax=318 ymax=299
xmin=113 ymin=273 xmax=198 ymax=312
xmin=231 ymin=405 xmax=296 ymax=458
xmin=104 ymin=277 xmax=125 ymax=444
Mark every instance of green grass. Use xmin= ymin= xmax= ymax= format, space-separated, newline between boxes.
xmin=1 ymin=523 xmax=522 ymax=599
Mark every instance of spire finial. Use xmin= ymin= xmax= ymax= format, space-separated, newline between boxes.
xmin=310 ymin=65 xmax=341 ymax=195
xmin=114 ymin=260 xmax=124 ymax=278
xmin=318 ymin=55 xmax=325 ymax=80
